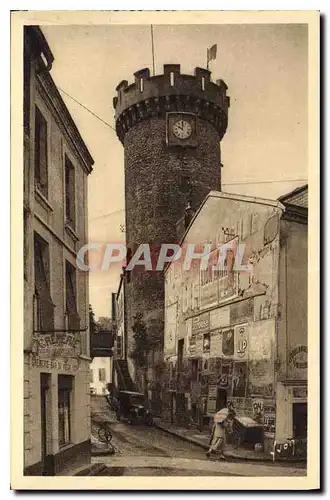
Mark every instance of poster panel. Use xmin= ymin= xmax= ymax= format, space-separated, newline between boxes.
xmin=222 ymin=327 xmax=235 ymax=357
xmin=234 ymin=324 xmax=248 ymax=360
xmin=248 ymin=359 xmax=274 ymax=397
xmin=210 ymin=306 xmax=230 ymax=330
xmin=232 ymin=361 xmax=248 ymax=398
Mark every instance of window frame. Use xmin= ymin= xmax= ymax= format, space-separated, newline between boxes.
xmin=34 ymin=105 xmax=49 ymax=199
xmin=98 ymin=368 xmax=106 ymax=382
xmin=58 ymin=375 xmax=73 ymax=448
xmin=65 ymin=260 xmax=80 ymax=331
xmin=33 ymin=231 xmax=54 ymax=332
xmin=64 ymin=153 xmax=76 ymax=232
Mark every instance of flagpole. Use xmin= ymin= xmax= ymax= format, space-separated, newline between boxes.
xmin=151 ymin=25 xmax=155 ymax=76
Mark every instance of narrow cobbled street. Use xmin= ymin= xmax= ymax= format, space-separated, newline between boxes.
xmin=91 ymin=397 xmax=306 ymax=477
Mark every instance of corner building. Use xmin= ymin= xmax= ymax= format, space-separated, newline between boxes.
xmin=113 ymin=65 xmax=229 ymax=398
xmin=164 ymin=188 xmax=308 ymax=454
xmin=23 ymin=27 xmax=94 ymax=475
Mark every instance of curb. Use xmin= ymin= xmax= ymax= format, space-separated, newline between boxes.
xmin=154 ymin=420 xmax=209 ymax=451
xmin=92 ymin=449 xmax=116 ymax=457
xmin=154 ymin=421 xmax=306 ymax=465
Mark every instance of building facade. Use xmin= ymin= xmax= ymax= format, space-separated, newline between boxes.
xmin=113 ymin=65 xmax=230 ymax=394
xmin=90 ymin=358 xmax=112 ymax=396
xmin=23 ymin=27 xmax=94 ymax=475
xmin=163 ymin=188 xmax=307 ymax=454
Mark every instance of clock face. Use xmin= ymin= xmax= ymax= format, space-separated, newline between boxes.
xmin=172 ymin=119 xmax=192 ymax=140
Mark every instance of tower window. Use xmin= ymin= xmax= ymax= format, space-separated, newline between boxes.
xmin=180 ymin=175 xmax=191 ymax=193
xmin=170 ymin=72 xmax=175 ymax=87
xmin=201 ymin=77 xmax=205 ymax=91
xmin=139 ymin=78 xmax=144 ymax=92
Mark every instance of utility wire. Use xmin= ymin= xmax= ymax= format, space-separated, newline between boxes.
xmin=58 ymin=87 xmax=117 ymax=132
xmin=57 ymin=87 xmax=307 ymax=189
xmin=222 ymin=179 xmax=307 ymax=186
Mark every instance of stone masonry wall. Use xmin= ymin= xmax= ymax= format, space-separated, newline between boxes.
xmin=123 ymin=115 xmax=222 ymax=355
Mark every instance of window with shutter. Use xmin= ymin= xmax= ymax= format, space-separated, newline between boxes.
xmin=98 ymin=368 xmax=106 ymax=382
xmin=65 ymin=261 xmax=80 ymax=330
xmin=65 ymin=155 xmax=76 ymax=230
xmin=34 ymin=233 xmax=54 ymax=332
xmin=34 ymin=107 xmax=48 ymax=197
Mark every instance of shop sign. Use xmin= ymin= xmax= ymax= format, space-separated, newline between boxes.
xmin=30 ymin=355 xmax=79 ymax=373
xmin=192 ymin=312 xmax=210 ymax=335
xmin=230 ymin=298 xmax=254 ymax=325
xmin=288 ymin=345 xmax=307 ymax=369
xmin=33 ymin=333 xmax=80 ymax=358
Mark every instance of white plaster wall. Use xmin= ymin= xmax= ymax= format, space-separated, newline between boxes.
xmin=90 ymin=357 xmax=112 ymax=395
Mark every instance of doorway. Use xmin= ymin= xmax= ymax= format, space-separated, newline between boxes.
xmin=293 ymin=402 xmax=307 ymax=438
xmin=216 ymin=388 xmax=227 ymax=412
xmin=177 ymin=339 xmax=184 ymax=370
xmin=40 ymin=373 xmax=53 ymax=475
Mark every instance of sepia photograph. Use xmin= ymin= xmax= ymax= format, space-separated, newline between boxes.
xmin=11 ymin=10 xmax=319 ymax=490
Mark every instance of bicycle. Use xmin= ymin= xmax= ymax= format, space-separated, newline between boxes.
xmin=91 ymin=420 xmax=117 ymax=454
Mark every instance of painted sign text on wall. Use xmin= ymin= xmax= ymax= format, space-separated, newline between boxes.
xmin=33 ymin=333 xmax=80 ymax=358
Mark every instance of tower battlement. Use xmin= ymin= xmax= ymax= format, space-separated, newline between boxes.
xmin=113 ymin=64 xmax=230 ymax=143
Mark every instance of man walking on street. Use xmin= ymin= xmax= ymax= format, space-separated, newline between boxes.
xmin=206 ymin=408 xmax=234 ymax=460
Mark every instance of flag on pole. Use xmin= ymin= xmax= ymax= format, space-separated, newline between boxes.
xmin=207 ymin=44 xmax=217 ymax=68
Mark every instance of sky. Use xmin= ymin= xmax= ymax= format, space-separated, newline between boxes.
xmin=41 ymin=23 xmax=308 ymax=319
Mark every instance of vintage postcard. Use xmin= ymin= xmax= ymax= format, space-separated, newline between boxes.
xmin=11 ymin=10 xmax=320 ymax=490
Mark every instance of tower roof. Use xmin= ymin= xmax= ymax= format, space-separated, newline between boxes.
xmin=113 ymin=64 xmax=229 ymax=143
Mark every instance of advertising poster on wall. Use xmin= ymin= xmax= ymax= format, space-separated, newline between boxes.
xmin=263 ymin=401 xmax=276 ymax=436
xmin=234 ymin=324 xmax=248 ymax=360
xmin=202 ymin=333 xmax=210 ymax=353
xmin=248 ymin=359 xmax=274 ymax=397
xmin=192 ymin=312 xmax=210 ymax=335
xmin=232 ymin=361 xmax=247 ymax=398
xmin=222 ymin=328 xmax=235 ymax=357
xmin=249 ymin=318 xmax=275 ymax=360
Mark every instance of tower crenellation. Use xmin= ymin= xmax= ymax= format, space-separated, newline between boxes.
xmin=113 ymin=65 xmax=230 ymax=143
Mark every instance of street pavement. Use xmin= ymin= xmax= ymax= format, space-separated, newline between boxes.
xmin=91 ymin=396 xmax=306 ymax=477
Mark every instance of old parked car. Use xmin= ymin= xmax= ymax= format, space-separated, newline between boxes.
xmin=116 ymin=390 xmax=153 ymax=426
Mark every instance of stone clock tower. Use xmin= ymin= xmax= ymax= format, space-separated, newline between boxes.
xmin=113 ymin=64 xmax=229 ymax=388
